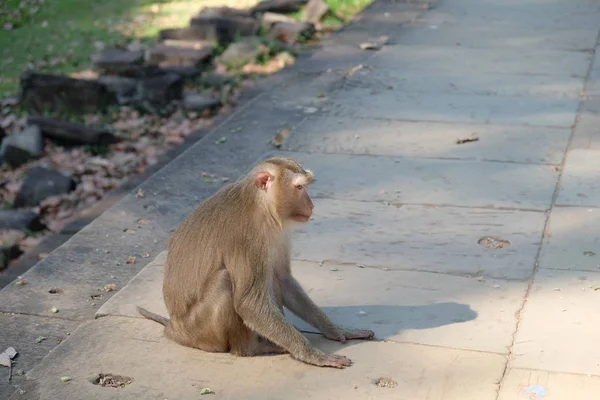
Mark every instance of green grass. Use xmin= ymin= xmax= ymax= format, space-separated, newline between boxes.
xmin=0 ymin=0 xmax=372 ymax=96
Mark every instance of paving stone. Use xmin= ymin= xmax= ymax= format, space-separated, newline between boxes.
xmin=587 ymin=46 xmax=600 ymax=96
xmin=266 ymin=151 xmax=557 ymax=210
xmin=539 ymin=207 xmax=600 ymax=272
xmin=569 ymin=100 xmax=600 ymax=150
xmin=511 ymin=269 xmax=600 ymax=376
xmin=16 ymin=316 xmax=506 ymax=400
xmin=286 ymin=116 xmax=571 ymax=164
xmin=421 ymin=2 xmax=600 ymax=30
xmin=343 ymin=67 xmax=585 ymax=98
xmin=555 ymin=149 xmax=600 ymax=206
xmin=369 ymin=45 xmax=593 ymax=77
xmin=392 ymin=24 xmax=598 ymax=50
xmin=98 ymin=252 xmax=527 ymax=353
xmin=0 ymin=313 xmax=79 ymax=399
xmin=291 ymin=199 xmax=545 ymax=279
xmin=498 ymin=368 xmax=600 ymax=400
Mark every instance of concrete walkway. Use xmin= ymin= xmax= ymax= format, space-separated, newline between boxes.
xmin=3 ymin=0 xmax=600 ymax=398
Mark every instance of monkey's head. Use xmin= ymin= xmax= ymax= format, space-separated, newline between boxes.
xmin=253 ymin=157 xmax=314 ymax=226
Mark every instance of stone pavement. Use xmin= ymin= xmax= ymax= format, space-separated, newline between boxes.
xmin=3 ymin=0 xmax=600 ymax=398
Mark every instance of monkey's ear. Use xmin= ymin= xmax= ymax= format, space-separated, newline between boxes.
xmin=255 ymin=171 xmax=273 ymax=190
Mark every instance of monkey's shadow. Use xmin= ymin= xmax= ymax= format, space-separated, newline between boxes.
xmin=285 ymin=302 xmax=477 ymax=349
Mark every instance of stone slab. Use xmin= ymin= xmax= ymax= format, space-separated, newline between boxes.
xmin=266 ymin=151 xmax=558 ymax=210
xmin=511 ymin=269 xmax=600 ymax=375
xmin=419 ymin=2 xmax=600 ymax=30
xmin=285 ymin=116 xmax=571 ymax=164
xmin=498 ymin=368 xmax=600 ymax=400
xmin=98 ymin=253 xmax=527 ymax=353
xmin=555 ymin=149 xmax=600 ymax=207
xmin=569 ymin=100 xmax=600 ymax=150
xmin=0 ymin=314 xmax=79 ymax=399
xmin=343 ymin=67 xmax=585 ymax=99
xmin=322 ymin=89 xmax=579 ymax=128
xmin=539 ymin=207 xmax=600 ymax=272
xmin=588 ymin=47 xmax=600 ymax=96
xmin=369 ymin=45 xmax=593 ymax=77
xmin=292 ymin=199 xmax=545 ymax=279
xmin=15 ymin=317 xmax=507 ymax=400
xmin=392 ymin=24 xmax=598 ymax=51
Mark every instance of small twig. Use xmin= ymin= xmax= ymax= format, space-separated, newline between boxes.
xmin=456 ymin=134 xmax=479 ymax=145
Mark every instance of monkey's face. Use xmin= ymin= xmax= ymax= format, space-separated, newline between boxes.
xmin=286 ymin=173 xmax=314 ymax=223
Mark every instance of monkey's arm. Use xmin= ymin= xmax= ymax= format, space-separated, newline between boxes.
xmin=280 ymin=276 xmax=343 ymax=339
xmin=281 ymin=276 xmax=375 ymax=343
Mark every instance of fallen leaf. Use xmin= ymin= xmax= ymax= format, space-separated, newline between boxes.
xmin=215 ymin=136 xmax=227 ymax=145
xmin=200 ymin=388 xmax=213 ymax=395
xmin=103 ymin=284 xmax=116 ymax=292
xmin=35 ymin=336 xmax=47 ymax=344
xmin=51 ymin=307 xmax=58 ymax=313
xmin=60 ymin=376 xmax=72 ymax=383
xmin=456 ymin=134 xmax=479 ymax=145
xmin=137 ymin=217 xmax=151 ymax=224
xmin=15 ymin=279 xmax=26 ymax=286
xmin=271 ymin=128 xmax=290 ymax=148
xmin=16 ymin=369 xmax=24 ymax=376
xmin=39 ymin=253 xmax=49 ymax=259
xmin=136 ymin=189 xmax=145 ymax=199
xmin=124 ymin=228 xmax=136 ymax=234
xmin=126 ymin=256 xmax=136 ymax=264
xmin=141 ymin=252 xmax=150 ymax=258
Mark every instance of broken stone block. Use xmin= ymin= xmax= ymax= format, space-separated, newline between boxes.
xmin=220 ymin=38 xmax=265 ymax=68
xmin=136 ymin=73 xmax=184 ymax=113
xmin=91 ymin=48 xmax=144 ymax=72
xmin=28 ymin=116 xmax=120 ymax=146
xmin=189 ymin=9 xmax=259 ymax=44
xmin=19 ymin=72 xmax=116 ymax=114
xmin=0 ymin=125 xmax=43 ymax=168
xmin=183 ymin=92 xmax=221 ymax=112
xmin=251 ymin=0 xmax=308 ymax=15
xmin=14 ymin=167 xmax=76 ymax=208
xmin=0 ymin=210 xmax=44 ymax=231
xmin=268 ymin=21 xmax=316 ymax=44
xmin=0 ymin=230 xmax=25 ymax=271
xmin=302 ymin=0 xmax=329 ymax=24
xmin=200 ymin=72 xmax=235 ymax=88
xmin=145 ymin=43 xmax=214 ymax=68
xmin=97 ymin=76 xmax=139 ymax=105
xmin=261 ymin=12 xmax=295 ymax=29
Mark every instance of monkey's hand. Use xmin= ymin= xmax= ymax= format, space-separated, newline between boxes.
xmin=300 ymin=350 xmax=352 ymax=369
xmin=323 ymin=327 xmax=375 ymax=343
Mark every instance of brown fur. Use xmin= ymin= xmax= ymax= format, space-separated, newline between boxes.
xmin=137 ymin=157 xmax=374 ymax=368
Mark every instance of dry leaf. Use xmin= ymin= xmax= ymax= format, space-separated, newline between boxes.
xmin=50 ymin=307 xmax=58 ymax=313
xmin=137 ymin=217 xmax=151 ymax=224
xmin=271 ymin=128 xmax=290 ymax=148
xmin=136 ymin=189 xmax=145 ymax=199
xmin=103 ymin=284 xmax=116 ymax=292
xmin=141 ymin=252 xmax=150 ymax=258
xmin=15 ymin=279 xmax=26 ymax=286
xmin=126 ymin=256 xmax=136 ymax=264
xmin=456 ymin=134 xmax=479 ymax=144
xmin=124 ymin=228 xmax=136 ymax=234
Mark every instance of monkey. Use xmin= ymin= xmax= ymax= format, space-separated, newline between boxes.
xmin=137 ymin=157 xmax=374 ymax=368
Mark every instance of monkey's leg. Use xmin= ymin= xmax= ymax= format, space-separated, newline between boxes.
xmin=281 ymin=276 xmax=375 ymax=343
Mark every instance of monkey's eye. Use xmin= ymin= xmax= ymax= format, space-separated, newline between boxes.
xmin=295 ymin=184 xmax=304 ymax=190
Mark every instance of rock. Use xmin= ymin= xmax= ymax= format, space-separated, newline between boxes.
xmin=0 ymin=125 xmax=43 ymax=168
xmin=91 ymin=48 xmax=144 ymax=72
xmin=103 ymin=65 xmax=201 ymax=80
xmin=28 ymin=116 xmax=120 ymax=146
xmin=268 ymin=21 xmax=316 ymax=44
xmin=136 ymin=73 xmax=184 ymax=114
xmin=182 ymin=92 xmax=221 ymax=112
xmin=160 ymin=66 xmax=203 ymax=80
xmin=0 ymin=127 xmax=6 ymax=142
xmin=0 ymin=210 xmax=44 ymax=231
xmin=302 ymin=0 xmax=329 ymax=24
xmin=145 ymin=43 xmax=214 ymax=68
xmin=14 ymin=167 xmax=76 ymax=208
xmin=220 ymin=38 xmax=265 ymax=68
xmin=97 ymin=76 xmax=139 ymax=105
xmin=0 ymin=230 xmax=25 ymax=271
xmin=261 ymin=12 xmax=295 ymax=29
xmin=251 ymin=0 xmax=308 ymax=15
xmin=189 ymin=8 xmax=259 ymax=44
xmin=19 ymin=72 xmax=116 ymax=114
xmin=200 ymin=72 xmax=235 ymax=88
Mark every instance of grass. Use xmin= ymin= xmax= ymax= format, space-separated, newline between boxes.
xmin=0 ymin=0 xmax=372 ymax=97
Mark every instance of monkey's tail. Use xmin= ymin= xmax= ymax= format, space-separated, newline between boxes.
xmin=136 ymin=306 xmax=169 ymax=326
